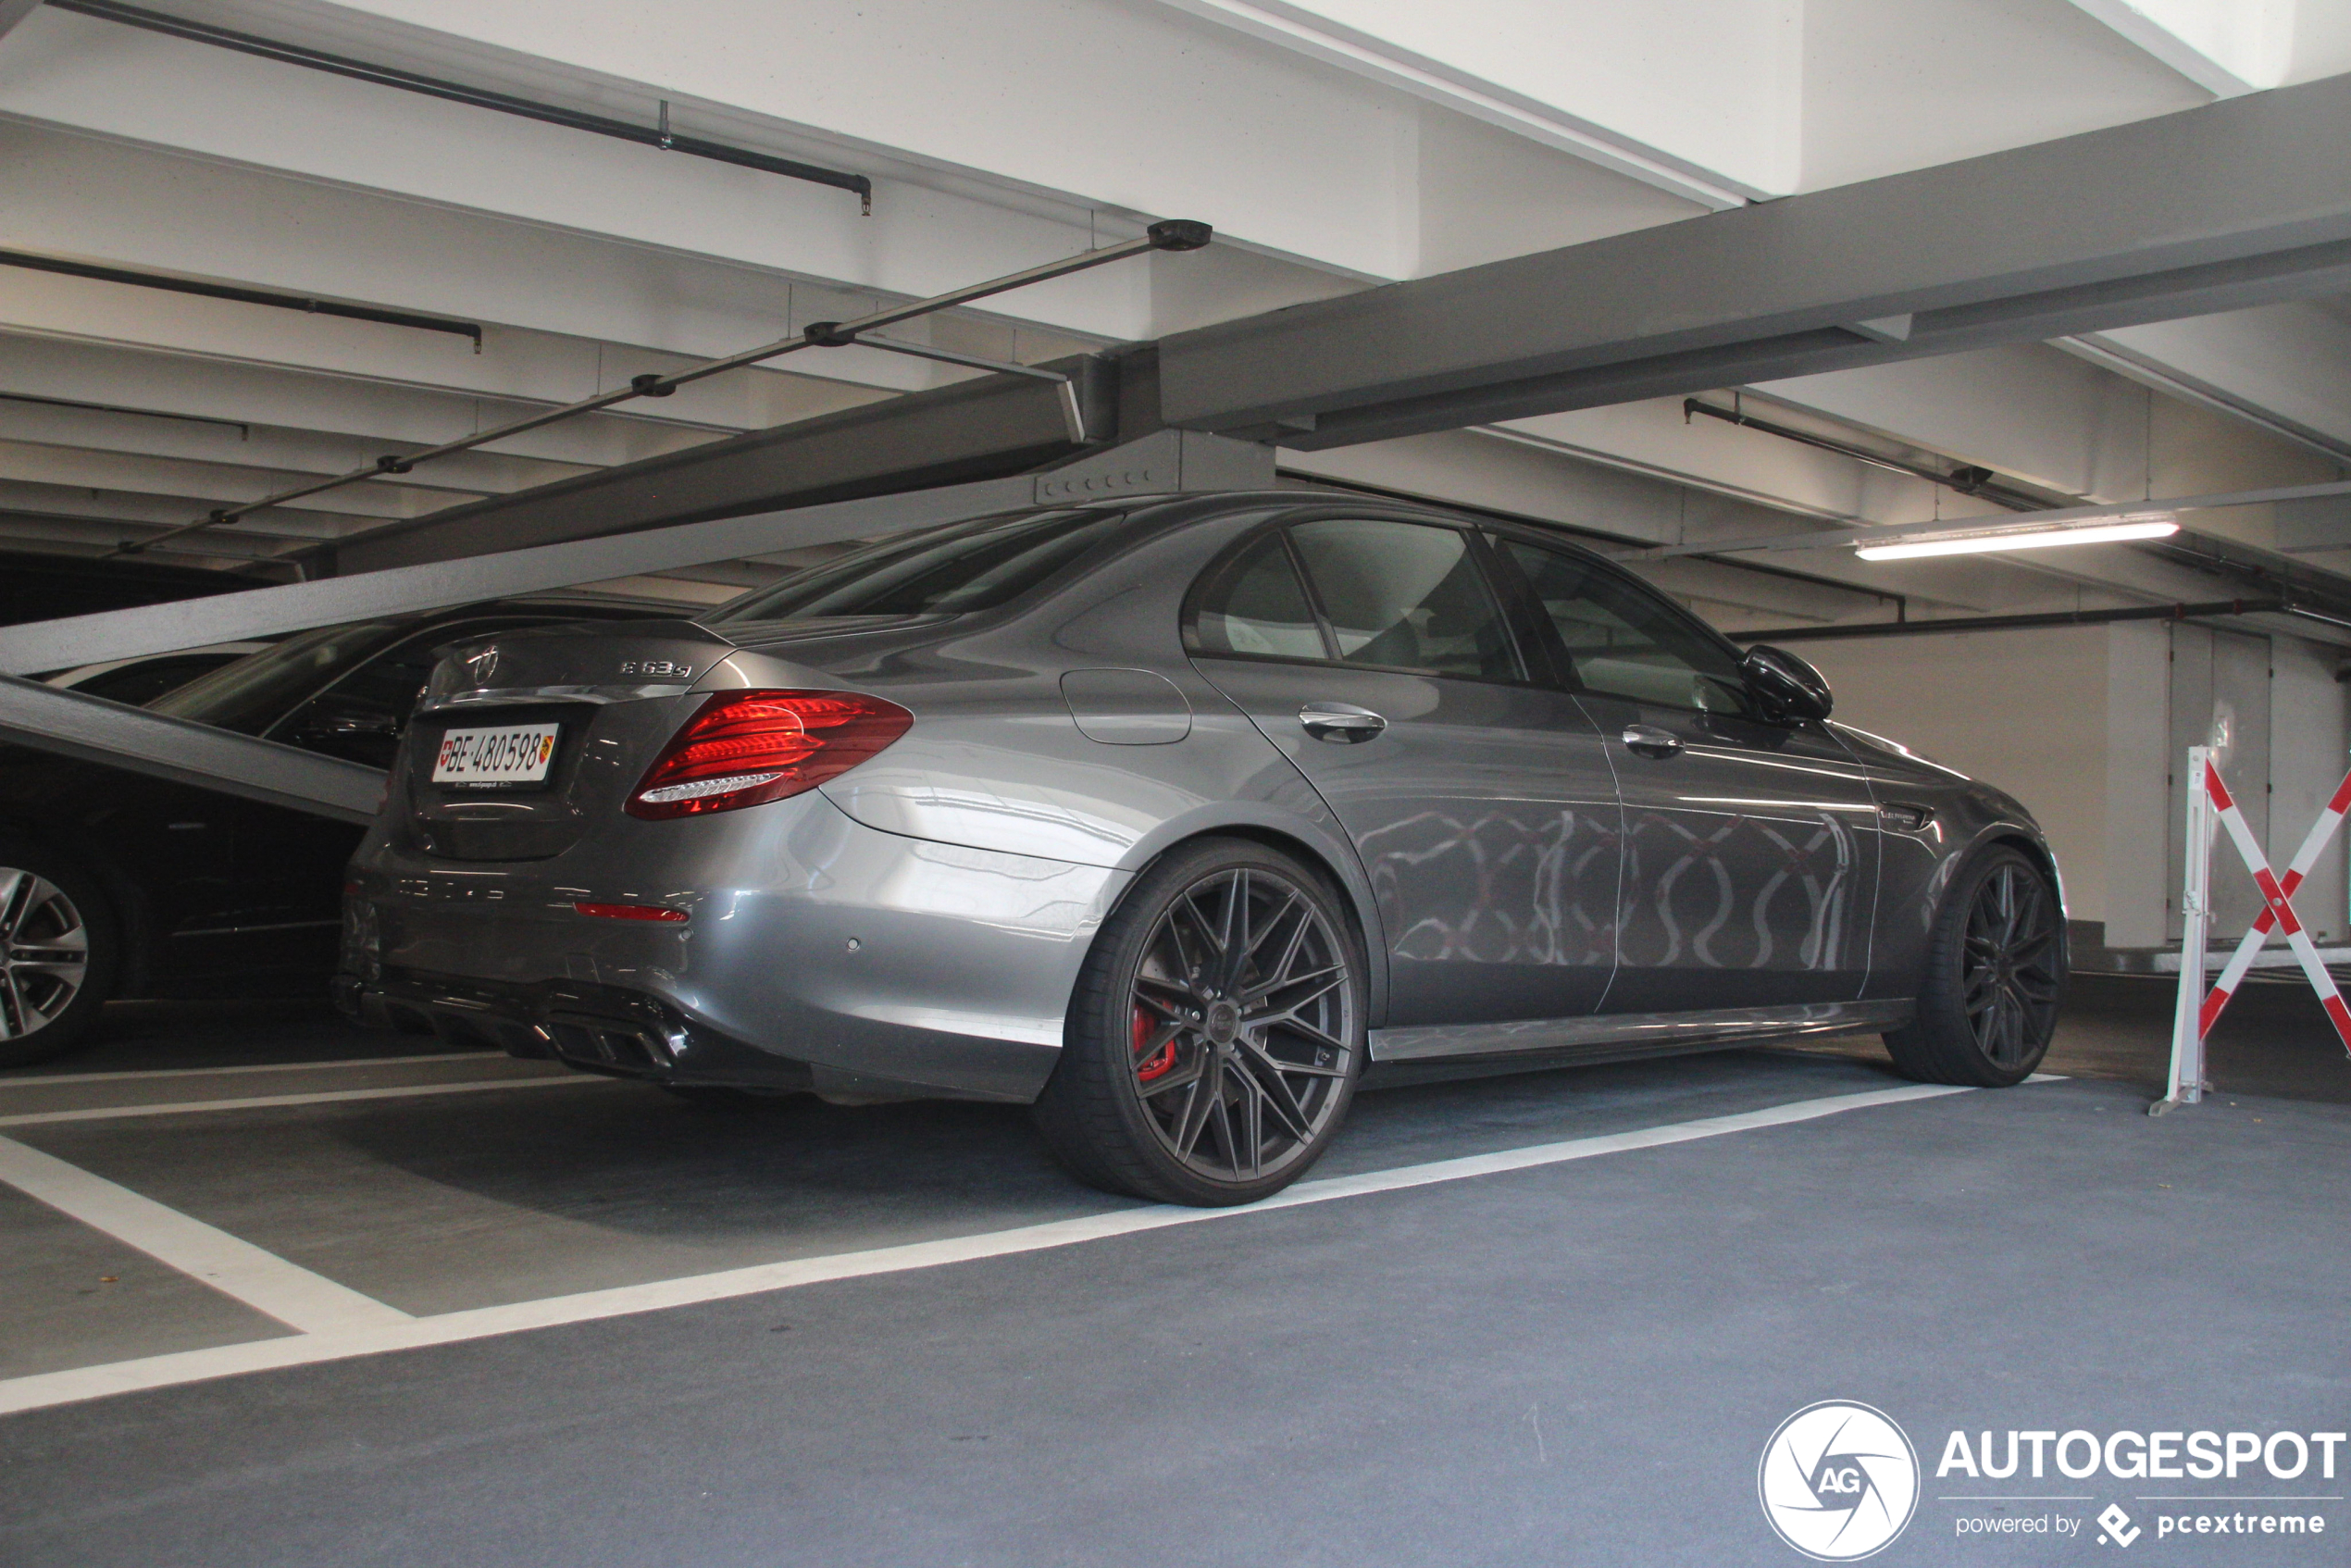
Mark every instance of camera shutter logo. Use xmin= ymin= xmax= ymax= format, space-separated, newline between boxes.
xmin=1759 ymin=1401 xmax=1921 ymax=1561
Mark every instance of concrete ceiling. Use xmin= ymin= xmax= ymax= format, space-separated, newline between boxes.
xmin=1 ymin=0 xmax=2349 ymax=629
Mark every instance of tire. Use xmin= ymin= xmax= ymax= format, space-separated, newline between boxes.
xmin=1032 ymin=838 xmax=1367 ymax=1206
xmin=0 ymin=840 xmax=118 ymax=1070
xmin=1883 ymin=845 xmax=2063 ymax=1088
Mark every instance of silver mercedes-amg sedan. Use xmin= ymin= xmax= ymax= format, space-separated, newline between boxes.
xmin=337 ymin=493 xmax=2065 ymax=1205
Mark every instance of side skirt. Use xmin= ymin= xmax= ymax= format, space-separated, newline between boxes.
xmin=1365 ymin=1001 xmax=1914 ymax=1083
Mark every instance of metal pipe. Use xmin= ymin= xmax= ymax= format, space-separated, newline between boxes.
xmin=109 ymin=221 xmax=1209 ymax=558
xmin=0 ymin=391 xmax=250 ymax=439
xmin=0 ymin=246 xmax=482 ymax=347
xmin=1682 ymin=397 xmax=2054 ymax=511
xmin=49 ymin=0 xmax=875 ymax=211
xmin=1727 ymin=597 xmax=2285 ymax=642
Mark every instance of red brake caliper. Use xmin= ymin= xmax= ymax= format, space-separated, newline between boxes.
xmin=1134 ymin=1004 xmax=1176 ymax=1081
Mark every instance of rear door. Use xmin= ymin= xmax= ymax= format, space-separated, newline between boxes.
xmin=1492 ymin=537 xmax=1878 ymax=1012
xmin=1185 ymin=515 xmax=1622 ymax=1028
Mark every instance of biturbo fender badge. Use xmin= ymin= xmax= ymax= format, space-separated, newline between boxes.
xmin=619 ymin=659 xmax=695 ymax=678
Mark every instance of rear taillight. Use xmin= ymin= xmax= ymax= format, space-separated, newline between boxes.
xmin=627 ymin=689 xmax=912 ymax=820
xmin=574 ymin=902 xmax=688 ymax=922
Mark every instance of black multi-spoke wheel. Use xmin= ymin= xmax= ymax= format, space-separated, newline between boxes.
xmin=1034 ymin=839 xmax=1364 ymax=1205
xmin=1885 ymin=846 xmax=2063 ymax=1088
xmin=0 ymin=841 xmax=117 ymax=1070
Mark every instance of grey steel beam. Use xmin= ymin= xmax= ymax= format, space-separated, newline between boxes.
xmin=0 ymin=475 xmax=1032 ymax=677
xmin=317 ymin=357 xmax=1115 ymax=575
xmin=0 ymin=429 xmax=1272 ymax=816
xmin=0 ymin=429 xmax=1273 ymax=676
xmin=0 ymin=0 xmax=45 ymax=38
xmin=0 ymin=676 xmax=381 ymax=823
xmin=1156 ymin=70 xmax=2351 ymax=448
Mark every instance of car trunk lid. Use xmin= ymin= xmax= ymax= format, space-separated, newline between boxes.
xmin=399 ymin=617 xmax=932 ymax=860
xmin=403 ymin=621 xmax=738 ymax=861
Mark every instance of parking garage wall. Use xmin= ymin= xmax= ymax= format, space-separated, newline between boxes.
xmin=1809 ymin=623 xmax=2351 ymax=954
xmin=1806 ymin=626 xmax=2114 ymax=927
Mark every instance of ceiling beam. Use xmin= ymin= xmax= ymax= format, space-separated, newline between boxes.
xmin=0 ymin=427 xmax=1274 ymax=677
xmin=315 ymin=357 xmax=1115 ymax=574
xmin=2064 ymin=0 xmax=2258 ymax=96
xmin=1154 ymin=69 xmax=2351 ymax=448
xmin=0 ymin=675 xmax=381 ymax=822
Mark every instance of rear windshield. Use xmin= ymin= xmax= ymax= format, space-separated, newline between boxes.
xmin=710 ymin=507 xmax=1129 ymax=623
xmin=147 ymin=621 xmax=408 ymax=735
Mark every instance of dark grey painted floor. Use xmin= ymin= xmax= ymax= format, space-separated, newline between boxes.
xmin=0 ymin=991 xmax=2345 ymax=1566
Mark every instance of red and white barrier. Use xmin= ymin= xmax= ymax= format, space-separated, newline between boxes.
xmin=2160 ymin=745 xmax=2351 ymax=1112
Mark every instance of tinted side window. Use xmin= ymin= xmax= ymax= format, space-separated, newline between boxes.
xmin=1290 ymin=519 xmax=1520 ymax=681
xmin=1504 ymin=541 xmax=1757 ymax=716
xmin=1188 ymin=532 xmax=1328 ymax=660
xmin=150 ymin=621 xmax=407 ymax=735
xmin=71 ymin=653 xmax=245 ymax=708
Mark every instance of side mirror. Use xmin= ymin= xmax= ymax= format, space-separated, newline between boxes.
xmin=1742 ymin=644 xmax=1834 ymax=722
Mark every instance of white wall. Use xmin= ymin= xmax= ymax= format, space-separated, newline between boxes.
xmin=1802 ymin=623 xmax=2349 ymax=949
xmin=1800 ymin=627 xmax=2114 ymax=922
xmin=2270 ymin=634 xmax=2351 ymax=944
xmin=2104 ymin=620 xmax=2173 ymax=946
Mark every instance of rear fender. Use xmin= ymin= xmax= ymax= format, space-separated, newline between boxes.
xmin=1111 ymin=796 xmax=1391 ymax=1030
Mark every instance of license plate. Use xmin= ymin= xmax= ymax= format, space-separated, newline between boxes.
xmin=432 ymin=723 xmax=560 ymax=785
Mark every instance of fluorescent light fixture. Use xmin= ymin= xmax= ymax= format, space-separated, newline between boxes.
xmin=1854 ymin=514 xmax=2178 ymax=562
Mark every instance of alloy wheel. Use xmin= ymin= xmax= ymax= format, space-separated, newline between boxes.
xmin=1959 ymin=861 xmax=2059 ymax=1068
xmin=0 ymin=867 xmax=90 ymax=1041
xmin=1126 ymin=866 xmax=1356 ymax=1182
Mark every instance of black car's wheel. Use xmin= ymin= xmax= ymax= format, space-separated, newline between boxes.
xmin=1034 ymin=839 xmax=1365 ymax=1206
xmin=0 ymin=841 xmax=117 ymax=1069
xmin=1884 ymin=846 xmax=2063 ymax=1088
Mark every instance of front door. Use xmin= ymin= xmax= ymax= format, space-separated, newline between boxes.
xmin=1187 ymin=516 xmax=1622 ymax=1027
xmin=1493 ymin=537 xmax=1879 ymax=1013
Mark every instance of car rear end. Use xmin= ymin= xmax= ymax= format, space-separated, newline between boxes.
xmin=335 ymin=615 xmax=1124 ymax=1103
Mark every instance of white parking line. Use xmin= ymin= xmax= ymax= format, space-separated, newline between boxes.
xmin=0 ymin=1076 xmax=603 ymax=1127
xmin=0 ymin=1053 xmax=501 ymax=1089
xmin=0 ymin=1136 xmax=411 ymax=1336
xmin=0 ymin=1077 xmax=1991 ymax=1417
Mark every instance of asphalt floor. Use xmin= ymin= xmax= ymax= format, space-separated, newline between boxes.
xmin=0 ymin=979 xmax=2343 ymax=1566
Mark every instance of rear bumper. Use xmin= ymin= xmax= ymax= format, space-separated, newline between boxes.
xmin=333 ymin=968 xmax=813 ymax=1087
xmin=338 ymin=791 xmax=1129 ymax=1102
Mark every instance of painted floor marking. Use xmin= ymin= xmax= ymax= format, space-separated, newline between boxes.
xmin=0 ymin=1053 xmax=502 ymax=1089
xmin=0 ymin=1076 xmax=603 ymax=1128
xmin=0 ymin=1077 xmax=1990 ymax=1416
xmin=0 ymin=1135 xmax=411 ymax=1336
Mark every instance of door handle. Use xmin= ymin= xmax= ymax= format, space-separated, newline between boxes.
xmin=1299 ymin=702 xmax=1387 ymax=743
xmin=1621 ymin=724 xmax=1682 ymax=758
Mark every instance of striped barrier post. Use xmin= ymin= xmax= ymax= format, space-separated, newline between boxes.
xmin=2161 ymin=746 xmax=2215 ymax=1112
xmin=2158 ymin=748 xmax=2351 ymax=1114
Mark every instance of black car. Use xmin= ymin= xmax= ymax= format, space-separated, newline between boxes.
xmin=0 ymin=596 xmax=676 ymax=1066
